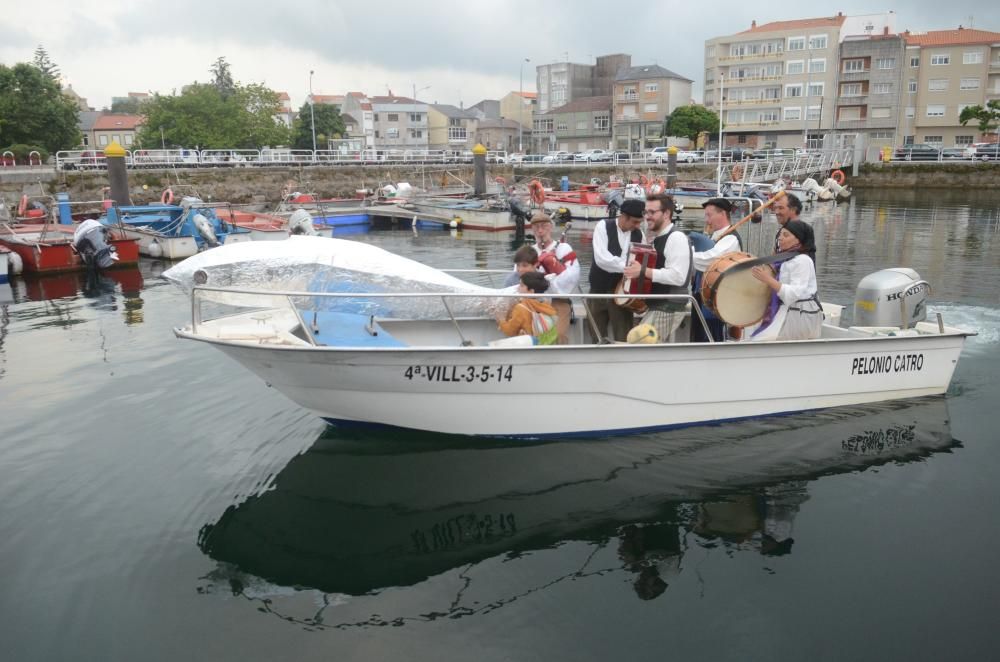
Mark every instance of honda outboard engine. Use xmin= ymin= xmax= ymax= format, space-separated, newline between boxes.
xmin=287 ymin=208 xmax=318 ymax=235
xmin=854 ymin=268 xmax=929 ymax=328
xmin=73 ymin=219 xmax=119 ymax=270
xmin=192 ymin=213 xmax=219 ymax=247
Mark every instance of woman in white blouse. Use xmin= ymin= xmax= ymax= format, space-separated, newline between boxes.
xmin=748 ymin=220 xmax=823 ymax=341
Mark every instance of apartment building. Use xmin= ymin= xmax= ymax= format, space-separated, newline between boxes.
xmin=612 ymin=66 xmax=692 ymax=151
xmin=427 ymin=104 xmax=478 ymax=151
xmin=533 ymin=96 xmax=612 ymax=153
xmin=340 ymin=92 xmax=374 ymax=146
xmin=898 ymin=27 xmax=1000 ymax=148
xmin=704 ymin=13 xmax=895 ymax=149
xmin=536 ymin=53 xmax=631 ymax=113
xmin=833 ymin=33 xmax=907 ymax=151
xmin=370 ymin=95 xmax=429 ymax=148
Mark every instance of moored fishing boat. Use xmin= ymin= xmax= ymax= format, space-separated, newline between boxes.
xmin=168 ymin=237 xmax=973 ymax=438
xmin=0 ymin=223 xmax=139 ymax=274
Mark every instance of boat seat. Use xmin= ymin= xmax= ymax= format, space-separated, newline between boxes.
xmin=306 ymin=311 xmax=408 ymax=347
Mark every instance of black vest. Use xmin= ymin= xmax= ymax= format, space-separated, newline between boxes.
xmin=589 ymin=218 xmax=642 ymax=293
xmin=648 ymin=226 xmax=693 ymax=309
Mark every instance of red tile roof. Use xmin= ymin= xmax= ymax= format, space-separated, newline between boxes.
xmin=514 ymin=91 xmax=537 ymax=99
xmin=903 ymin=27 xmax=1000 ymax=46
xmin=93 ymin=114 xmax=143 ymax=130
xmin=277 ymin=91 xmax=290 ymax=100
xmin=738 ymin=15 xmax=846 ymax=34
xmin=313 ymin=94 xmax=344 ymax=104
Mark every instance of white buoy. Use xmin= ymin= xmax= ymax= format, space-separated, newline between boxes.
xmin=7 ymin=250 xmax=23 ymax=275
xmin=147 ymin=240 xmax=163 ymax=259
xmin=449 ymin=219 xmax=459 ymax=229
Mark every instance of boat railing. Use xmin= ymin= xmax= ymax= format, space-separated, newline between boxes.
xmin=188 ymin=286 xmax=714 ymax=346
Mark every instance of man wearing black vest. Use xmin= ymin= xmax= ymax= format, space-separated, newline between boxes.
xmin=588 ymin=198 xmax=644 ymax=342
xmin=622 ymin=193 xmax=692 ymax=343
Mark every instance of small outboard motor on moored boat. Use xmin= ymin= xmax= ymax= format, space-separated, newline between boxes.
xmin=73 ymin=219 xmax=119 ymax=269
xmin=854 ymin=268 xmax=929 ymax=329
xmin=287 ymin=208 xmax=318 ymax=235
xmin=192 ymin=213 xmax=220 ymax=247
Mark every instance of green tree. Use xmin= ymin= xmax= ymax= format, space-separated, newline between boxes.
xmin=959 ymin=100 xmax=1000 ymax=135
xmin=210 ymin=56 xmax=235 ymax=99
xmin=663 ymin=105 xmax=721 ymax=144
xmin=32 ymin=45 xmax=60 ymax=81
xmin=136 ymin=82 xmax=288 ymax=149
xmin=291 ymin=102 xmax=345 ymax=150
xmin=0 ymin=62 xmax=79 ymax=153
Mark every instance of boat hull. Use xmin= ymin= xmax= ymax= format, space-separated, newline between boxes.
xmin=185 ymin=331 xmax=967 ymax=437
xmin=121 ymin=226 xmax=252 ymax=259
xmin=0 ymin=227 xmax=140 ymax=273
xmin=409 ymin=202 xmax=515 ymax=231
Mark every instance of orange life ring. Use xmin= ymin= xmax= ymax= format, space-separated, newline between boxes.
xmin=161 ymin=188 xmax=175 ymax=205
xmin=831 ymin=170 xmax=845 ymax=185
xmin=731 ymin=165 xmax=744 ymax=181
xmin=529 ymin=179 xmax=545 ymax=204
xmin=495 ymin=176 xmax=506 ymax=186
xmin=18 ymin=194 xmax=28 ymax=217
xmin=639 ymin=175 xmax=649 ymax=187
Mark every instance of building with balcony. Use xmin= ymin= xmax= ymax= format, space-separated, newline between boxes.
xmin=832 ymin=32 xmax=907 ymax=151
xmin=898 ymin=27 xmax=1000 ymax=148
xmin=427 ymin=104 xmax=478 ymax=151
xmin=704 ymin=12 xmax=895 ymax=149
xmin=536 ymin=54 xmax=631 ymax=113
xmin=612 ymin=66 xmax=692 ymax=151
xmin=532 ymin=95 xmax=612 ymax=153
xmin=369 ymin=95 xmax=430 ymax=148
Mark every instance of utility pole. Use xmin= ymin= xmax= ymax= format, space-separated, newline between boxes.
xmin=309 ymin=70 xmax=317 ymax=153
xmin=519 ymin=57 xmax=530 ymax=152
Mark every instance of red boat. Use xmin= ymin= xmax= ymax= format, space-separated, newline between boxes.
xmin=0 ymin=224 xmax=140 ymax=274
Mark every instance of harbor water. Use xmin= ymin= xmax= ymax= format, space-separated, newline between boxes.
xmin=1 ymin=189 xmax=999 ymax=661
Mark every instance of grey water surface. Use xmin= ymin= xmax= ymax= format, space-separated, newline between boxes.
xmin=1 ymin=189 xmax=998 ymax=661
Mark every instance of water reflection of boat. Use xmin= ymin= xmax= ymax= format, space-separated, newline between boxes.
xmin=198 ymin=397 xmax=956 ymax=600
xmin=11 ymin=267 xmax=144 ymax=303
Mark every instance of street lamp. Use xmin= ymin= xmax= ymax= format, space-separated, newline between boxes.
xmin=519 ymin=57 xmax=530 ymax=152
xmin=802 ymin=50 xmax=812 ymax=149
xmin=159 ymin=125 xmax=165 ymax=150
xmin=309 ymin=70 xmax=317 ymax=153
xmin=412 ymin=83 xmax=431 ymax=100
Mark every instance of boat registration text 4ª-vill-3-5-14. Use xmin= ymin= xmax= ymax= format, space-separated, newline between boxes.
xmin=404 ymin=365 xmax=514 ymax=383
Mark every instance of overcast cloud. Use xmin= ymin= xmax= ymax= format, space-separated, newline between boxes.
xmin=2 ymin=0 xmax=998 ymax=111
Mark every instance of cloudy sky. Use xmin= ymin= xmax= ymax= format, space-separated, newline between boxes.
xmin=2 ymin=0 xmax=998 ymax=111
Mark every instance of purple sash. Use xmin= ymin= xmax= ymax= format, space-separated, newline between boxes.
xmin=751 ymin=263 xmax=783 ymax=338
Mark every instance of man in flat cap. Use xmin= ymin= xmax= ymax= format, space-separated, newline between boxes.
xmin=622 ymin=192 xmax=691 ymax=343
xmin=690 ymin=197 xmax=745 ymax=342
xmin=588 ymin=197 xmax=645 ymax=342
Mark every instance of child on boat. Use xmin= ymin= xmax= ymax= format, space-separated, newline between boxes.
xmin=503 ymin=245 xmax=539 ymax=287
xmin=496 ymin=270 xmax=558 ymax=345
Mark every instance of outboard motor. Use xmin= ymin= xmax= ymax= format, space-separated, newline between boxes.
xmin=853 ymin=268 xmax=929 ymax=329
xmin=73 ymin=219 xmax=119 ymax=270
xmin=287 ymin=208 xmax=318 ymax=235
xmin=192 ymin=213 xmax=219 ymax=247
xmin=508 ymin=196 xmax=531 ymax=239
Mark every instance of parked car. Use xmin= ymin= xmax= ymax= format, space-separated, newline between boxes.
xmin=507 ymin=153 xmax=526 ymax=164
xmin=519 ymin=154 xmax=546 ymax=164
xmin=940 ymin=148 xmax=969 ymax=160
xmin=728 ymin=147 xmax=755 ymax=160
xmin=676 ymin=150 xmax=703 ymax=163
xmin=893 ymin=144 xmax=941 ymax=161
xmin=542 ymin=151 xmax=573 ymax=164
xmin=703 ymin=149 xmax=734 ymax=162
xmin=611 ymin=150 xmax=634 ymax=163
xmin=751 ymin=148 xmax=797 ymax=160
xmin=647 ymin=146 xmax=701 ymax=163
xmin=975 ymin=143 xmax=1000 ymax=161
xmin=574 ymin=149 xmax=612 ymax=162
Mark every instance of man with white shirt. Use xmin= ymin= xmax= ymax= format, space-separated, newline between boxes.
xmin=530 ymin=211 xmax=580 ymax=344
xmin=587 ymin=198 xmax=644 ymax=342
xmin=622 ymin=193 xmax=692 ymax=343
xmin=691 ymin=198 xmax=744 ymax=342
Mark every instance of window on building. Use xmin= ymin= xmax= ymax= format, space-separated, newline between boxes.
xmin=98 ymin=135 xmax=108 ymax=145
xmin=556 ymin=122 xmax=568 ymax=132
xmin=875 ymin=58 xmax=895 ymax=70
xmin=785 ymin=84 xmax=803 ymax=98
xmin=838 ymin=107 xmax=861 ymax=121
xmin=576 ymin=120 xmax=587 ymax=130
xmin=843 ymin=59 xmax=865 ymax=73
xmin=622 ymin=86 xmax=637 ymax=100
xmin=124 ymin=134 xmax=133 ymax=145
xmin=409 ymin=113 xmax=422 ymax=122
xmin=841 ymin=83 xmax=862 ymax=96
xmin=643 ymin=103 xmax=657 ymax=113
xmin=372 ymin=113 xmax=379 ymax=121
xmin=374 ymin=130 xmax=380 ymax=138
xmin=594 ymin=115 xmax=609 ymax=131
xmin=955 ymin=135 xmax=974 ymax=145
xmin=923 ymin=135 xmax=943 ymax=146
xmin=760 ymin=110 xmax=779 ymax=122
xmin=910 ymin=56 xmax=919 ymax=67
xmin=447 ymin=127 xmax=466 ymax=141
xmin=783 ymin=107 xmax=802 ymax=120
xmin=928 ymin=79 xmax=947 ymax=91
xmin=806 ymin=106 xmax=821 ymax=120
xmin=787 ymin=37 xmax=805 ymax=51
xmin=908 ymin=79 xmax=917 ymax=93
xmin=706 ymin=45 xmax=716 ymax=58
xmin=644 ymin=83 xmax=658 ymax=93
xmin=905 ymin=107 xmax=915 ymax=118
xmin=786 ymin=60 xmax=804 ymax=75
xmin=738 ymin=134 xmax=748 ymax=144
xmin=925 ymin=105 xmax=945 ymax=117
xmin=871 ymin=107 xmax=892 ymax=119
xmin=82 ymin=135 xmax=89 ymax=146
xmin=807 ymin=83 xmax=824 ymax=97
xmin=809 ymin=58 xmax=826 ymax=73
xmin=387 ymin=113 xmax=399 ymax=122
xmin=960 ymin=78 xmax=980 ymax=90
xmin=870 ymin=131 xmax=893 ymax=140
xmin=904 ymin=135 xmax=915 ymax=145
xmin=808 ymin=35 xmax=828 ymax=49
xmin=874 ymin=82 xmax=893 ymax=94
xmin=410 ymin=129 xmax=423 ymax=138
xmin=963 ymin=51 xmax=983 ymax=64
xmin=930 ymin=53 xmax=950 ymax=65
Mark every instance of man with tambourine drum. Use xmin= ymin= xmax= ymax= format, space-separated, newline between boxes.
xmin=690 ymin=198 xmax=743 ymax=342
xmin=618 ymin=193 xmax=693 ymax=343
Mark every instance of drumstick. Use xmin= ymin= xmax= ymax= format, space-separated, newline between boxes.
xmin=717 ymin=190 xmax=786 ymax=240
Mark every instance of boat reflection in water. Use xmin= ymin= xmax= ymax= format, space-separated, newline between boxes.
xmin=197 ymin=396 xmax=957 ymax=624
xmin=9 ymin=268 xmax=145 ymax=324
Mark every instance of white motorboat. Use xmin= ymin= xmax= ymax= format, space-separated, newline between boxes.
xmin=169 ymin=238 xmax=973 ymax=438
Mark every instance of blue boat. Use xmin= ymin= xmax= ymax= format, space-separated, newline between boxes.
xmin=103 ymin=197 xmax=252 ymax=259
